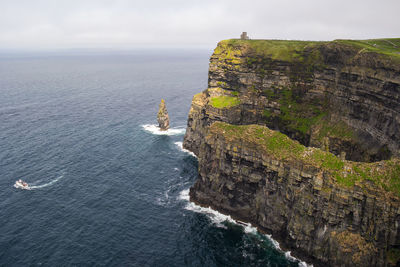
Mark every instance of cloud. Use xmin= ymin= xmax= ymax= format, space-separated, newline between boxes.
xmin=0 ymin=0 xmax=399 ymax=49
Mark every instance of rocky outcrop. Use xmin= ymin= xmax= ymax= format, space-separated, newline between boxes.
xmin=184 ymin=39 xmax=400 ymax=162
xmin=183 ymin=38 xmax=400 ymax=266
xmin=157 ymin=99 xmax=170 ymax=130
xmin=190 ymin=122 xmax=400 ymax=266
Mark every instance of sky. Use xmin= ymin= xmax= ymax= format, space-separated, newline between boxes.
xmin=1 ymin=0 xmax=399 ymax=50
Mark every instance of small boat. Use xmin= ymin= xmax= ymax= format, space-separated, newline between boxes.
xmin=14 ymin=179 xmax=30 ymax=190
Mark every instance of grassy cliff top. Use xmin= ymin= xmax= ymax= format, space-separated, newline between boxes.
xmin=210 ymin=122 xmax=400 ymax=196
xmin=334 ymin=38 xmax=400 ymax=58
xmin=215 ymin=39 xmax=323 ymax=62
xmin=214 ymin=38 xmax=400 ymax=62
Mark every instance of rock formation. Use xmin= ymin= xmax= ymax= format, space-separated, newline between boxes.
xmin=157 ymin=99 xmax=170 ymax=131
xmin=183 ymin=38 xmax=400 ymax=266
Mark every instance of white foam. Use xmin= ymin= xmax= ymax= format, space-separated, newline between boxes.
xmin=243 ymin=223 xmax=258 ymax=235
xmin=142 ymin=124 xmax=186 ymax=136
xmin=29 ymin=175 xmax=64 ymax=189
xmin=178 ymin=188 xmax=313 ymax=266
xmin=285 ymin=251 xmax=312 ymax=267
xmin=174 ymin=142 xmax=197 ymax=157
xmin=178 ymin=189 xmax=190 ymax=201
xmin=179 ymin=189 xmax=238 ymax=226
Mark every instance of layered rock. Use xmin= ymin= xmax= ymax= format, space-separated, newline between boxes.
xmin=190 ymin=122 xmax=400 ymax=266
xmin=157 ymin=99 xmax=170 ymax=130
xmin=184 ymin=39 xmax=400 ymax=162
xmin=183 ymin=38 xmax=400 ymax=266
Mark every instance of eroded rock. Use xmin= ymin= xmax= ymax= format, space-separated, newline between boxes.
xmin=183 ymin=39 xmax=400 ymax=266
xmin=157 ymin=99 xmax=169 ymax=131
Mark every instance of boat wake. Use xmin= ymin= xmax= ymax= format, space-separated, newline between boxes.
xmin=178 ymin=189 xmax=312 ymax=267
xmin=14 ymin=175 xmax=64 ymax=190
xmin=142 ymin=124 xmax=186 ymax=136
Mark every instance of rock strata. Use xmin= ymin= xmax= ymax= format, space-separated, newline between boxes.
xmin=157 ymin=99 xmax=170 ymax=130
xmin=184 ymin=38 xmax=400 ymax=266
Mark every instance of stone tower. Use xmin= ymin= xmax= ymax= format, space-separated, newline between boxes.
xmin=240 ymin=32 xmax=249 ymax=40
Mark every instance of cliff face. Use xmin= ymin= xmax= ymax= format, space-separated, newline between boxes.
xmin=183 ymin=38 xmax=400 ymax=266
xmin=184 ymin=39 xmax=400 ymax=162
xmin=190 ymin=123 xmax=400 ymax=266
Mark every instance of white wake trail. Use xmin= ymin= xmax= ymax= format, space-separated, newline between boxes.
xmin=29 ymin=175 xmax=64 ymax=189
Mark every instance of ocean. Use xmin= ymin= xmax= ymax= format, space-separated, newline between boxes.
xmin=0 ymin=50 xmax=305 ymax=266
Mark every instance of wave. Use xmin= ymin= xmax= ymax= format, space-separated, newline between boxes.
xmin=178 ymin=189 xmax=312 ymax=267
xmin=142 ymin=124 xmax=186 ymax=136
xmin=178 ymin=189 xmax=236 ymax=227
xmin=27 ymin=175 xmax=64 ymax=190
xmin=174 ymin=142 xmax=197 ymax=158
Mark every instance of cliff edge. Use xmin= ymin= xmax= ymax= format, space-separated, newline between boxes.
xmin=183 ymin=38 xmax=400 ymax=266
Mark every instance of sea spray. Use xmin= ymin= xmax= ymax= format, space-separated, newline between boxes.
xmin=142 ymin=124 xmax=185 ymax=136
xmin=178 ymin=189 xmax=313 ymax=267
xmin=174 ymin=142 xmax=197 ymax=157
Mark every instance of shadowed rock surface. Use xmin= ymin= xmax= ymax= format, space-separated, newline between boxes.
xmin=183 ymin=38 xmax=400 ymax=266
xmin=157 ymin=99 xmax=170 ymax=130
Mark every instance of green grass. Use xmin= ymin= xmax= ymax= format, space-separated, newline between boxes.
xmin=213 ymin=41 xmax=243 ymax=64
xmin=218 ymin=39 xmax=325 ymax=63
xmin=262 ymin=86 xmax=326 ymax=135
xmin=335 ymin=38 xmax=400 ymax=59
xmin=210 ymin=96 xmax=240 ymax=109
xmin=261 ymin=85 xmax=354 ymax=141
xmin=210 ymin=122 xmax=400 ymax=195
xmin=214 ymin=38 xmax=400 ymax=67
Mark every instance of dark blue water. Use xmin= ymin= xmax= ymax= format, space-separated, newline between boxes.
xmin=0 ymin=51 xmax=303 ymax=266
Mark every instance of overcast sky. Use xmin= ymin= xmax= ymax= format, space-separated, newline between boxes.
xmin=1 ymin=0 xmax=399 ymax=50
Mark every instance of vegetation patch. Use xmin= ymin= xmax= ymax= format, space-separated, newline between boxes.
xmin=219 ymin=39 xmax=325 ymax=63
xmin=210 ymin=122 xmax=400 ymax=196
xmin=210 ymin=96 xmax=240 ymax=109
xmin=262 ymin=86 xmax=326 ymax=135
xmin=315 ymin=120 xmax=355 ymax=141
xmin=216 ymin=38 xmax=400 ymax=65
xmin=261 ymin=85 xmax=355 ymax=143
xmin=213 ymin=40 xmax=244 ymax=64
xmin=331 ymin=231 xmax=376 ymax=264
xmin=335 ymin=38 xmax=400 ymax=60
xmin=231 ymin=91 xmax=239 ymax=96
xmin=387 ymin=248 xmax=400 ymax=266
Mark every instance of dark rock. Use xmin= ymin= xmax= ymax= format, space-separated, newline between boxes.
xmin=157 ymin=99 xmax=169 ymax=131
xmin=183 ymin=39 xmax=400 ymax=266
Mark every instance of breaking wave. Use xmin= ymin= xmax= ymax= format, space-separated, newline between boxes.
xmin=142 ymin=124 xmax=186 ymax=136
xmin=174 ymin=142 xmax=197 ymax=157
xmin=178 ymin=189 xmax=312 ymax=267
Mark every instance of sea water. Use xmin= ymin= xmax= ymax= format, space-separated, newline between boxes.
xmin=0 ymin=50 xmax=306 ymax=266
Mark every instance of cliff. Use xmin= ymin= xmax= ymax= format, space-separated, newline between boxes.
xmin=183 ymin=38 xmax=400 ymax=266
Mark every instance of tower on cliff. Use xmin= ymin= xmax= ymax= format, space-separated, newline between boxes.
xmin=240 ymin=32 xmax=249 ymax=40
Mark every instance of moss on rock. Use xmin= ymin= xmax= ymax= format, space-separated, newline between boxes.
xmin=210 ymin=96 xmax=240 ymax=109
xmin=211 ymin=122 xmax=400 ymax=195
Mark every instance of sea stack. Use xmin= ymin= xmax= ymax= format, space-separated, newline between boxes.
xmin=157 ymin=99 xmax=170 ymax=131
